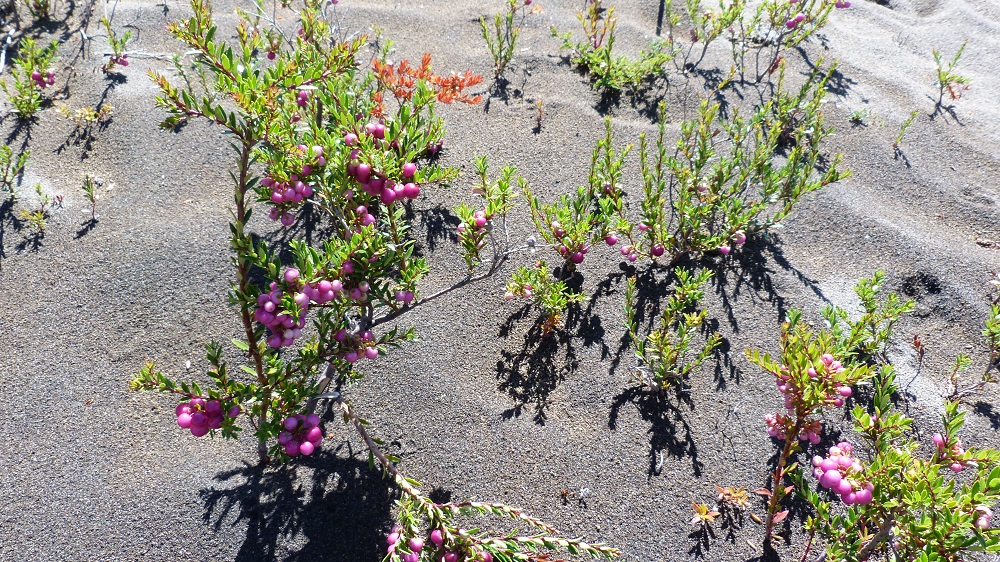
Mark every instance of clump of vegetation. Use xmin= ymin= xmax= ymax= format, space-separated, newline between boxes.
xmin=1 ymin=38 xmax=58 ymax=119
xmin=553 ymin=0 xmax=676 ymax=92
xmin=933 ymin=40 xmax=971 ymax=114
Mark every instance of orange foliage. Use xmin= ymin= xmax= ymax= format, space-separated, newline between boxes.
xmin=372 ymin=53 xmax=482 ymax=107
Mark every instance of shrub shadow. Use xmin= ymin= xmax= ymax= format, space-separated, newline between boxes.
xmin=200 ymin=442 xmax=395 ymax=562
xmin=608 ymin=386 xmax=702 ymax=477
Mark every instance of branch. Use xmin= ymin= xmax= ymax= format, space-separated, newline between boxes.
xmin=857 ymin=515 xmax=895 ymax=561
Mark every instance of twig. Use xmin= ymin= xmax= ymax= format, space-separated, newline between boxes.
xmin=857 ymin=515 xmax=895 ymax=561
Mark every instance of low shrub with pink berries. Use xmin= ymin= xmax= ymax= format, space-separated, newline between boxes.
xmin=1 ymin=38 xmax=58 ymax=119
xmin=131 ymin=2 xmax=618 ymax=559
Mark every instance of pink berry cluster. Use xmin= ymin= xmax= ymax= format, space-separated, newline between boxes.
xmin=456 ymin=209 xmax=491 ymax=256
xmin=255 ymin=269 xmax=310 ymax=348
xmin=775 ymin=353 xmax=852 ymax=411
xmin=785 ymin=13 xmax=806 ymax=28
xmin=386 ymin=527 xmax=493 ymax=562
xmin=264 ymin=144 xmax=326 ymax=226
xmin=334 ymin=327 xmax=378 ymax=363
xmin=603 ymin=232 xmax=642 ymax=262
xmin=763 ymin=412 xmax=820 ymax=442
xmin=718 ymin=230 xmax=747 ymax=256
xmin=254 ymin=266 xmax=371 ymax=348
xmin=812 ymin=442 xmax=874 ymax=505
xmin=932 ymin=432 xmax=969 ymax=473
xmin=175 ymin=398 xmax=240 ymax=437
xmin=547 ymin=221 xmax=590 ymax=264
xmin=345 ymin=129 xmax=422 ymax=206
xmin=278 ymin=413 xmax=323 ymax=456
xmin=30 ymin=69 xmax=55 ymax=89
xmin=107 ymin=53 xmax=129 ymax=68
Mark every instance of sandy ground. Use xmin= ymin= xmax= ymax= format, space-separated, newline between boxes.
xmin=2 ymin=0 xmax=1000 ymax=560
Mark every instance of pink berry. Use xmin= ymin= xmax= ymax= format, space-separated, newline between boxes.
xmin=951 ymin=463 xmax=964 ymax=473
xmin=651 ymin=244 xmax=664 ymax=257
xmin=733 ymin=231 xmax=747 ymax=245
xmin=177 ymin=413 xmax=193 ymax=428
xmin=191 ymin=424 xmax=209 ymax=437
xmin=402 ymin=162 xmax=417 ymax=178
xmin=175 ymin=402 xmax=192 ymax=416
xmin=284 ymin=269 xmax=300 ymax=283
xmin=267 ymin=51 xmax=276 ymax=60
xmin=365 ymin=347 xmax=378 ymax=359
xmin=933 ymin=433 xmax=945 ymax=448
xmin=403 ymin=554 xmax=418 ymax=562
xmin=284 ymin=417 xmax=299 ymax=430
xmin=31 ymin=70 xmax=41 ymax=81
xmin=402 ymin=182 xmax=420 ymax=199
xmin=444 ymin=553 xmax=458 ymax=562
xmin=306 ymin=426 xmax=323 ymax=444
xmin=821 ymin=354 xmax=834 ymax=366
xmin=299 ymin=441 xmax=315 ymax=456
xmin=718 ymin=245 xmax=731 ymax=255
xmin=387 ymin=532 xmax=399 ymax=546
xmin=430 ymin=529 xmax=443 ymax=547
xmin=839 ymin=386 xmax=852 ymax=397
xmin=605 ymin=235 xmax=618 ymax=246
xmin=409 ymin=537 xmax=423 ymax=552
xmin=570 ymin=252 xmax=585 ymax=264
xmin=227 ymin=405 xmax=241 ymax=418
xmin=285 ymin=441 xmax=300 ymax=456
xmin=835 ymin=479 xmax=853 ymax=496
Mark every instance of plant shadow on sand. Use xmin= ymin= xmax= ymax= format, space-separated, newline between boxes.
xmin=200 ymin=441 xmax=396 ymax=562
xmin=495 ymin=267 xmax=607 ymax=424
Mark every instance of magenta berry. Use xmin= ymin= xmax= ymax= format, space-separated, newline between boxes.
xmin=718 ymin=245 xmax=731 ymax=255
xmin=402 ymin=162 xmax=417 ymax=178
xmin=408 ymin=537 xmax=423 ymax=552
xmin=430 ymin=529 xmax=443 ymax=547
xmin=651 ymin=244 xmax=664 ymax=257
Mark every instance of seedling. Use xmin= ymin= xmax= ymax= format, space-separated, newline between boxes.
xmin=848 ymin=108 xmax=871 ymax=127
xmin=0 ymin=145 xmax=28 ymax=202
xmin=0 ymin=38 xmax=58 ymax=119
xmin=58 ymin=104 xmax=114 ymax=127
xmin=24 ymin=0 xmax=53 ymax=19
xmin=893 ymin=109 xmax=919 ymax=152
xmin=947 ymin=279 xmax=1000 ymax=401
xmin=81 ymin=174 xmax=99 ymax=221
xmin=691 ymin=503 xmax=721 ymax=527
xmin=932 ymin=40 xmax=970 ymax=113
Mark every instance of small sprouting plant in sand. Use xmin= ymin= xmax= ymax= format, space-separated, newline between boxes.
xmin=17 ymin=183 xmax=60 ymax=233
xmin=0 ymin=145 xmax=28 ymax=202
xmin=480 ymin=0 xmax=529 ymax=83
xmin=728 ymin=0 xmax=851 ymax=85
xmin=24 ymin=0 xmax=53 ymax=19
xmin=81 ymin=174 xmax=99 ymax=222
xmin=506 ymin=260 xmax=588 ymax=335
xmin=553 ymin=0 xmax=676 ymax=93
xmin=932 ymin=40 xmax=970 ymax=113
xmin=848 ymin=108 xmax=871 ymax=127
xmin=893 ymin=109 xmax=919 ymax=153
xmin=1 ymin=38 xmax=58 ymax=119
xmin=947 ymin=278 xmax=1000 ymax=401
xmin=100 ymin=16 xmax=133 ymax=73
xmin=58 ymin=103 xmax=114 ymax=127
xmin=624 ymin=268 xmax=721 ymax=391
xmin=130 ymin=1 xmax=616 ymax=558
xmin=747 ymin=309 xmax=874 ymax=543
xmin=690 ymin=502 xmax=722 ymax=527
xmin=663 ymin=0 xmax=745 ymax=73
xmin=797 ymin=371 xmax=1000 ymax=561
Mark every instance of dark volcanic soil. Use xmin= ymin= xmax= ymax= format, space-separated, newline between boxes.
xmin=3 ymin=0 xmax=1000 ymax=561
